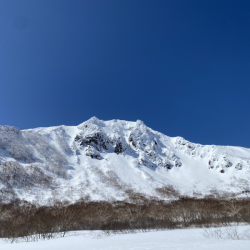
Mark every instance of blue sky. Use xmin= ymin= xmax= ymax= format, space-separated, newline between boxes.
xmin=0 ymin=0 xmax=250 ymax=147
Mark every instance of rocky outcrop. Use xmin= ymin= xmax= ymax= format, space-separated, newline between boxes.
xmin=235 ymin=162 xmax=243 ymax=170
xmin=85 ymin=145 xmax=101 ymax=159
xmin=75 ymin=131 xmax=111 ymax=151
xmin=114 ymin=138 xmax=127 ymax=154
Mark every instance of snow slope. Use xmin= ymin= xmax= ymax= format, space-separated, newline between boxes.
xmin=1 ymin=226 xmax=250 ymax=250
xmin=0 ymin=117 xmax=250 ymax=202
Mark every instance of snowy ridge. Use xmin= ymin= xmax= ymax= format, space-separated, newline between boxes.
xmin=0 ymin=117 xmax=250 ymax=202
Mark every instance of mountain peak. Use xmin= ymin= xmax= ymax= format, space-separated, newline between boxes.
xmin=1 ymin=118 xmax=250 ymax=203
xmin=77 ymin=116 xmax=104 ymax=129
xmin=136 ymin=119 xmax=145 ymax=126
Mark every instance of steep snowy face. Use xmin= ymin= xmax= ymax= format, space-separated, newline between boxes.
xmin=0 ymin=117 xmax=250 ymax=202
xmin=74 ymin=118 xmax=177 ymax=170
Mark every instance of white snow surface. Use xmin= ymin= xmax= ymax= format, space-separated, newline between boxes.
xmin=1 ymin=226 xmax=250 ymax=250
xmin=0 ymin=117 xmax=250 ymax=202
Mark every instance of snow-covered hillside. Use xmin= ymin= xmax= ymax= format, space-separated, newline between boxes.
xmin=0 ymin=117 xmax=250 ymax=202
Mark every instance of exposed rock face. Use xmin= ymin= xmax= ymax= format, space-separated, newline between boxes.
xmin=222 ymin=157 xmax=233 ymax=168
xmin=235 ymin=163 xmax=243 ymax=170
xmin=85 ymin=145 xmax=101 ymax=159
xmin=114 ymin=138 xmax=127 ymax=154
xmin=75 ymin=131 xmax=111 ymax=151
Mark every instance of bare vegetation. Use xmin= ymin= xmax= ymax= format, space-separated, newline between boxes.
xmin=0 ymin=126 xmax=34 ymax=162
xmin=155 ymin=185 xmax=180 ymax=198
xmin=0 ymin=194 xmax=250 ymax=243
xmin=202 ymin=227 xmax=250 ymax=240
xmin=0 ymin=161 xmax=70 ymax=203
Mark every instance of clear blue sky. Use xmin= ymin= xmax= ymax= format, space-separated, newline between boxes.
xmin=0 ymin=0 xmax=250 ymax=147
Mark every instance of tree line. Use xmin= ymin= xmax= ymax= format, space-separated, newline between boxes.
xmin=0 ymin=193 xmax=250 ymax=243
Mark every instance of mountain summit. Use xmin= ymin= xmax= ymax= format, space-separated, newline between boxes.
xmin=0 ymin=117 xmax=249 ymax=202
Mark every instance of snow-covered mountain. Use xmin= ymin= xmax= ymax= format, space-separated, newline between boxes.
xmin=0 ymin=117 xmax=250 ymax=202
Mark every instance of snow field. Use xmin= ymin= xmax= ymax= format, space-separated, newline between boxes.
xmin=1 ymin=226 xmax=250 ymax=250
